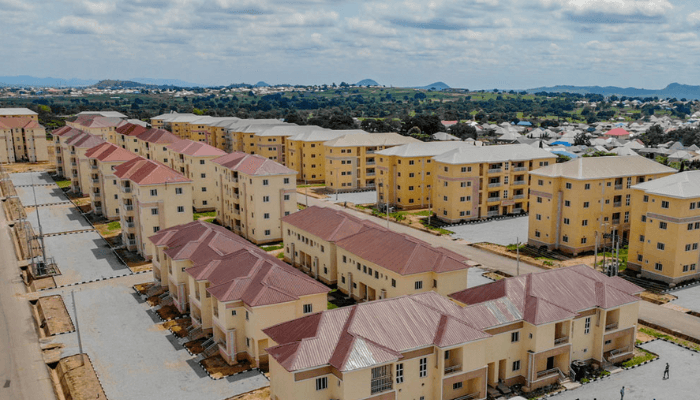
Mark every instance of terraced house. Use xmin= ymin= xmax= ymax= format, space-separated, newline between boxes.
xmin=432 ymin=144 xmax=556 ymax=223
xmin=114 ymin=157 xmax=193 ymax=258
xmin=265 ymin=265 xmax=642 ymax=400
xmin=211 ymin=152 xmax=297 ymax=244
xmin=149 ymin=221 xmax=329 ymax=368
xmin=627 ymin=171 xmax=700 ymax=284
xmin=0 ymin=117 xmax=49 ymax=163
xmin=85 ymin=142 xmax=139 ymax=219
xmin=528 ymin=156 xmax=676 ymax=255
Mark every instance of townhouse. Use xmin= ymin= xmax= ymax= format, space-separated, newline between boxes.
xmin=211 ymin=152 xmax=297 ymax=244
xmin=265 ymin=265 xmax=642 ymax=400
xmin=149 ymin=221 xmax=329 ymax=368
xmin=85 ymin=142 xmax=140 ymax=219
xmin=281 ymin=206 xmax=380 ymax=285
xmin=324 ymin=132 xmax=420 ymax=191
xmin=528 ymin=156 xmax=676 ymax=255
xmin=0 ymin=117 xmax=49 ymax=163
xmin=166 ymin=140 xmax=226 ymax=211
xmin=114 ymin=157 xmax=193 ymax=258
xmin=376 ymin=142 xmax=474 ymax=210
xmin=0 ymin=107 xmax=38 ymax=121
xmin=432 ymin=144 xmax=556 ymax=223
xmin=286 ymin=129 xmax=366 ymax=183
xmin=62 ymin=132 xmax=105 ymax=195
xmin=627 ymin=171 xmax=700 ymax=284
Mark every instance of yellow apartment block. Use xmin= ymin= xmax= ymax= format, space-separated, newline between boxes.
xmin=376 ymin=142 xmax=476 ymax=210
xmin=211 ymin=152 xmax=297 ymax=244
xmin=115 ymin=123 xmax=148 ymax=151
xmin=85 ymin=143 xmax=140 ymax=219
xmin=281 ymin=206 xmax=379 ymax=285
xmin=0 ymin=108 xmax=38 ymax=120
xmin=135 ymin=129 xmax=182 ymax=164
xmin=0 ymin=117 xmax=48 ymax=163
xmin=255 ymin=125 xmax=319 ymax=164
xmin=115 ymin=158 xmax=193 ymax=258
xmin=286 ymin=129 xmax=366 ymax=183
xmin=51 ymin=126 xmax=83 ymax=177
xmin=528 ymin=156 xmax=676 ymax=255
xmin=224 ymin=120 xmax=289 ymax=154
xmin=265 ymin=265 xmax=641 ymax=400
xmin=627 ymin=171 xmax=700 ymax=284
xmin=66 ymin=114 xmax=122 ymax=143
xmin=432 ymin=144 xmax=556 ymax=223
xmin=166 ymin=140 xmax=226 ymax=211
xmin=63 ymin=133 xmax=105 ymax=195
xmin=324 ymin=132 xmax=419 ymax=191
xmin=149 ymin=221 xmax=329 ymax=368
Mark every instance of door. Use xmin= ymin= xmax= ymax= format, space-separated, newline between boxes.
xmin=487 ymin=362 xmax=496 ymax=387
xmin=547 ymin=356 xmax=554 ymax=370
xmin=498 ymin=359 xmax=507 ymax=382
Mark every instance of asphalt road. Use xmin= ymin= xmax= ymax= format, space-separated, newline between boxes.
xmin=639 ymin=301 xmax=700 ymax=342
xmin=0 ymin=205 xmax=56 ymax=400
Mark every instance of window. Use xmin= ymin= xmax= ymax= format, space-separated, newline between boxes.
xmin=583 ymin=201 xmax=589 ymax=208
xmin=626 ymin=194 xmax=631 ymax=206
xmin=419 ymin=357 xmax=427 ymax=378
xmin=643 ymin=195 xmax=649 ymax=202
xmin=453 ymin=382 xmax=463 ymax=390
xmin=655 ymin=262 xmax=663 ymax=271
xmin=512 ymin=360 xmax=521 ymax=371
xmin=177 ymin=206 xmax=184 ymax=213
xmin=151 ymin=208 xmax=159 ymax=215
xmin=262 ymin=179 xmax=269 ymax=186
xmin=564 ymin=218 xmax=570 ymax=225
xmin=657 ymin=242 xmax=665 ymax=251
xmin=343 ymin=255 xmax=347 ymax=263
xmin=175 ymin=187 xmax=182 ymax=194
xmin=200 ymin=173 xmax=206 ymax=178
xmin=394 ymin=363 xmax=404 ymax=383
xmin=392 ymin=279 xmax=396 ymax=287
xmin=535 ymin=230 xmax=541 ymax=238
xmin=585 ymin=183 xmax=591 ymax=190
xmin=659 ymin=221 xmax=667 ymax=230
xmin=284 ymin=178 xmax=290 ymax=184
xmin=538 ymin=179 xmax=543 ymax=186
xmin=153 ymin=226 xmax=160 ymax=233
xmin=582 ymin=219 xmax=588 ymax=226
xmin=661 ymin=201 xmax=670 ymax=209
xmin=537 ymin=197 xmax=542 ymax=203
xmin=415 ymin=281 xmax=423 ymax=290
xmin=640 ymin=235 xmax=645 ymax=242
xmin=562 ymin=235 xmax=569 ymax=243
xmin=564 ymin=200 xmax=570 ymax=207
xmin=584 ymin=317 xmax=591 ymax=334
xmin=150 ymin=189 xmax=158 ymax=196
xmin=511 ymin=331 xmax=520 ymax=342
xmin=536 ymin=214 xmax=542 ymax=221
xmin=303 ymin=304 xmax=312 ymax=314
xmin=637 ymin=254 xmax=643 ymax=262
xmin=265 ymin=229 xmax=271 ymax=236
xmin=262 ymin=196 xmax=270 ymax=202
xmin=245 ymin=311 xmax=249 ymax=320
xmin=566 ymin=183 xmax=572 ymax=189
xmin=315 ymin=377 xmax=328 ymax=391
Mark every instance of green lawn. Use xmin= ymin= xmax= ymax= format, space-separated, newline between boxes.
xmin=106 ymin=221 xmax=121 ymax=231
xmin=622 ymin=348 xmax=656 ymax=368
xmin=55 ymin=179 xmax=71 ymax=188
xmin=192 ymin=211 xmax=216 ymax=221
xmin=297 ymin=183 xmax=325 ymax=188
xmin=410 ymin=210 xmax=432 ymax=217
xmin=260 ymin=244 xmax=284 ymax=252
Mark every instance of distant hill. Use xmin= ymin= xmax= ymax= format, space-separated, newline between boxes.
xmin=526 ymin=83 xmax=700 ymax=99
xmin=415 ymin=82 xmax=450 ymax=91
xmin=0 ymin=75 xmax=99 ymax=87
xmin=357 ymin=79 xmax=379 ymax=86
xmin=92 ymin=80 xmax=155 ymax=89
xmin=254 ymin=81 xmax=270 ymax=87
xmin=130 ymin=78 xmax=204 ymax=87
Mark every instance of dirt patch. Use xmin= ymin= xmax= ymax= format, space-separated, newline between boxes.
xmin=201 ymin=355 xmax=252 ymax=379
xmin=129 ymin=261 xmax=153 ymax=273
xmin=185 ymin=338 xmax=207 ymax=354
xmin=164 ymin=318 xmax=192 ymax=338
xmin=134 ymin=282 xmax=155 ymax=295
xmin=484 ymin=271 xmax=506 ymax=281
xmin=1 ymin=162 xmax=52 ymax=174
xmin=36 ymin=295 xmax=74 ymax=336
xmin=641 ymin=291 xmax=676 ymax=305
xmin=225 ymin=387 xmax=270 ymax=400
xmin=295 ymin=186 xmax=328 ymax=199
xmin=13 ymin=221 xmax=41 ymax=260
xmin=115 ymin=247 xmax=149 ymax=270
xmin=52 ymin=354 xmax=106 ymax=400
xmin=156 ymin=304 xmax=185 ymax=321
xmin=636 ymin=330 xmax=655 ymax=343
xmin=4 ymin=197 xmax=26 ymax=220
xmin=30 ymin=276 xmax=57 ymax=292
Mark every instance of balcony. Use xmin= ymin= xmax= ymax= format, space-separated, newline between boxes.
xmin=92 ymin=178 xmax=99 ymax=184
xmin=605 ymin=322 xmax=618 ymax=331
xmin=513 ymin=180 xmax=527 ymax=186
xmin=122 ymin=186 xmax=132 ymax=193
xmin=536 ymin=368 xmax=562 ymax=380
xmin=487 ymin=197 xmax=501 ymax=203
xmin=488 ymin=182 xmax=501 ymax=188
xmin=92 ymin=192 xmax=101 ymax=199
xmin=90 ymin=164 xmax=98 ymax=170
xmin=124 ymin=204 xmax=134 ymax=211
xmin=554 ymin=336 xmax=569 ymax=345
xmin=612 ymin=219 xmax=620 ymax=225
xmin=234 ymin=225 xmax=241 ymax=231
xmin=71 ymin=162 xmax=77 ymax=167
xmin=128 ymin=239 xmax=136 ymax=246
xmin=488 ymin=168 xmax=502 ymax=174
xmin=615 ymin=184 xmax=623 ymax=190
xmin=514 ymin=166 xmax=528 ymax=172
xmin=233 ymin=209 xmax=240 ymax=216
xmin=487 ymin=211 xmax=500 ymax=217
xmin=366 ymin=172 xmax=376 ymax=177
xmin=605 ymin=346 xmax=633 ymax=363
xmin=70 ymin=151 xmax=76 ymax=155
xmin=513 ymin=194 xmax=526 ymax=199
xmin=94 ymin=207 xmax=102 ymax=214
xmin=444 ymin=364 xmax=462 ymax=375
xmin=512 ymin=208 xmax=523 ymax=214
xmin=126 ymin=222 xmax=135 ymax=229
xmin=613 ymin=201 xmax=621 ymax=207
xmin=366 ymin=161 xmax=376 ymax=166
xmin=370 ymin=376 xmax=392 ymax=395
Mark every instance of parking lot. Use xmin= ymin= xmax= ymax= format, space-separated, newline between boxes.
xmin=449 ymin=215 xmax=529 ymax=246
xmin=15 ymin=185 xmax=70 ymax=207
xmin=670 ymin=285 xmax=700 ymax=313
xmin=326 ymin=189 xmax=378 ymax=205
xmin=27 ymin=203 xmax=92 ymax=234
xmin=50 ymin=281 xmax=269 ymax=400
xmin=9 ymin=171 xmax=56 ymax=186
xmin=554 ymin=340 xmax=699 ymax=400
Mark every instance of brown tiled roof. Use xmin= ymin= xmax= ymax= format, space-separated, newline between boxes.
xmin=281 ymin=206 xmax=381 ymax=242
xmin=212 ymin=152 xmax=295 ymax=176
xmin=53 ymin=127 xmax=85 ymax=140
xmin=85 ymin=142 xmax=140 ymax=163
xmin=150 ymin=220 xmax=255 ymax=263
xmin=0 ymin=117 xmax=41 ymax=129
xmin=335 ymin=227 xmax=470 ymax=275
xmin=50 ymin=126 xmax=73 ymax=136
xmin=115 ymin=123 xmax=148 ymax=137
xmin=136 ymin=128 xmax=183 ymax=144
xmin=114 ymin=157 xmax=189 ymax=185
xmin=64 ymin=132 xmax=105 ymax=149
xmin=166 ymin=140 xmax=226 ymax=157
xmin=72 ymin=114 xmax=122 ymax=128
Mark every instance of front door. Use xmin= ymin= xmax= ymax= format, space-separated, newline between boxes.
xmin=547 ymin=356 xmax=554 ymax=370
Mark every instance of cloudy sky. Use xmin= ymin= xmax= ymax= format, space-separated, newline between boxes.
xmin=1 ymin=0 xmax=698 ymax=88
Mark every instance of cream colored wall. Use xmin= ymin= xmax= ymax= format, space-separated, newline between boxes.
xmin=378 ymin=154 xmax=436 ymax=210
xmin=286 ymin=140 xmax=325 ymax=183
xmin=238 ymin=172 xmax=296 ymax=244
xmin=285 ymin=140 xmax=302 ymax=180
xmin=324 ymin=145 xmax=381 ymax=191
xmin=96 ymin=161 xmax=123 ymax=220
xmin=282 ymin=223 xmax=337 ymax=284
xmin=256 ymin=135 xmax=286 ymax=162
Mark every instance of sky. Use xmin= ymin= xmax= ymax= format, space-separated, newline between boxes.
xmin=1 ymin=0 xmax=699 ymax=89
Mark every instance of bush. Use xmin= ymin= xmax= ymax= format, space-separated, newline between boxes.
xmin=581 ymin=378 xmax=589 ymax=383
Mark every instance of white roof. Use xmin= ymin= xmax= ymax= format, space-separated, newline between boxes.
xmin=151 ymin=112 xmax=198 ymax=122
xmin=289 ymin=129 xmax=365 ymax=142
xmin=530 ymin=156 xmax=676 ymax=180
xmin=375 ymin=142 xmax=474 ymax=158
xmin=433 ymin=144 xmax=554 ymax=165
xmin=431 ymin=132 xmax=460 ymax=141
xmin=78 ymin=111 xmax=127 ymax=119
xmin=632 ymin=171 xmax=700 ymax=199
xmin=0 ymin=108 xmax=37 ymax=116
xmin=324 ymin=132 xmax=419 ymax=147
xmin=256 ymin=125 xmax=318 ymax=137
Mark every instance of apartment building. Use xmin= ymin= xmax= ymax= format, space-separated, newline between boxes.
xmin=114 ymin=157 xmax=193 ymax=258
xmin=51 ymin=126 xmax=83 ymax=176
xmin=135 ymin=128 xmax=182 ymax=163
xmin=166 ymin=140 xmax=226 ymax=211
xmin=627 ymin=171 xmax=700 ymax=284
xmin=265 ymin=265 xmax=642 ymax=400
xmin=208 ymin=118 xmax=242 ymax=150
xmin=63 ymin=132 xmax=105 ymax=195
xmin=115 ymin=122 xmax=148 ymax=150
xmin=281 ymin=206 xmax=380 ymax=285
xmin=226 ymin=121 xmax=290 ymax=154
xmin=0 ymin=108 xmax=38 ymax=120
xmin=66 ymin=114 xmax=122 ymax=143
xmin=324 ymin=132 xmax=419 ymax=191
xmin=376 ymin=142 xmax=474 ymax=210
xmin=528 ymin=156 xmax=676 ymax=255
xmin=255 ymin=125 xmax=319 ymax=164
xmin=211 ymin=152 xmax=297 ymax=244
xmin=0 ymin=117 xmax=49 ymax=163
xmin=149 ymin=221 xmax=329 ymax=368
xmin=432 ymin=144 xmax=556 ymax=223
xmin=85 ymin=142 xmax=140 ymax=219
xmin=286 ymin=129 xmax=366 ymax=183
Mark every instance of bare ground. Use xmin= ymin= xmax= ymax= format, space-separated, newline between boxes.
xmin=201 ymin=355 xmax=253 ymax=379
xmin=37 ymin=295 xmax=74 ymax=336
xmin=53 ymin=354 xmax=106 ymax=400
xmin=225 ymin=387 xmax=270 ymax=400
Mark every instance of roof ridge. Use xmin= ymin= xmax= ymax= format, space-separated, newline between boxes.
xmin=400 ymin=241 xmax=421 ymax=274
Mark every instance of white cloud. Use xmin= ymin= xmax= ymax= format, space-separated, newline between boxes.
xmin=0 ymin=0 xmax=33 ymax=11
xmin=689 ymin=11 xmax=700 ymax=27
xmin=565 ymin=0 xmax=672 ymax=17
xmin=57 ymin=16 xmax=113 ymax=34
xmin=82 ymin=1 xmax=117 ymax=15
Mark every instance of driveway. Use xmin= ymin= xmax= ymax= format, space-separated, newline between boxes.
xmin=449 ymin=215 xmax=529 ymax=246
xmin=50 ymin=281 xmax=269 ymax=400
xmin=554 ymin=340 xmax=699 ymax=400
xmin=669 ymin=285 xmax=700 ymax=313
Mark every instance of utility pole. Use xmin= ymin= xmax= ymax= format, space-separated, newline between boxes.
xmin=30 ymin=174 xmax=47 ymax=275
xmin=428 ymin=185 xmax=432 ymax=226
xmin=594 ymin=231 xmax=598 ymax=269
xmin=71 ymin=290 xmax=85 ymax=366
xmin=615 ymin=232 xmax=620 ymax=276
xmin=516 ymin=237 xmax=520 ymax=276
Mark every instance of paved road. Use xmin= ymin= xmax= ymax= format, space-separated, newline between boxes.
xmin=0 ymin=201 xmax=56 ymax=400
xmin=638 ymin=301 xmax=700 ymax=342
xmin=298 ymin=193 xmax=543 ymax=277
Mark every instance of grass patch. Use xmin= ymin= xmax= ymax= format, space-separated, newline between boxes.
xmin=193 ymin=211 xmax=216 ymax=221
xmin=297 ymin=183 xmax=325 ymax=188
xmin=261 ymin=244 xmax=284 ymax=252
xmin=410 ymin=210 xmax=432 ymax=216
xmin=298 ymin=203 xmax=307 ymax=210
xmin=506 ymin=243 xmax=526 ymax=252
xmin=106 ymin=221 xmax=121 ymax=231
xmin=597 ymin=245 xmax=629 ymax=272
xmin=419 ymin=220 xmax=454 ymax=235
xmin=639 ymin=327 xmax=700 ymax=351
xmin=55 ymin=179 xmax=71 ymax=188
xmin=622 ymin=348 xmax=656 ymax=368
xmin=327 ymin=302 xmax=338 ymax=310
xmin=276 ymin=252 xmax=285 ymax=259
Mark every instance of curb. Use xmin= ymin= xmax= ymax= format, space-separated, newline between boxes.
xmin=38 ymin=270 xmax=150 ymax=291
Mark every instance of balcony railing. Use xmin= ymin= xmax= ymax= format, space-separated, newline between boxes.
xmin=513 ymin=194 xmax=526 ymax=199
xmin=514 ymin=166 xmax=528 ymax=172
xmin=605 ymin=322 xmax=618 ymax=331
xmin=554 ymin=336 xmax=569 ymax=345
xmin=128 ymin=240 xmax=136 ymax=246
xmin=92 ymin=192 xmax=100 ymax=199
xmin=366 ymin=161 xmax=376 ymax=166
xmin=444 ymin=364 xmax=462 ymax=374
xmin=613 ymin=202 xmax=621 ymax=207
xmin=615 ymin=184 xmax=623 ymax=190
xmin=607 ymin=346 xmax=632 ymax=359
xmin=92 ymin=178 xmax=99 ymax=184
xmin=488 ymin=182 xmax=501 ymax=188
xmin=71 ymin=162 xmax=77 ymax=166
xmin=366 ymin=172 xmax=376 ymax=177
xmin=124 ymin=205 xmax=134 ymax=211
xmin=91 ymin=164 xmax=98 ymax=170
xmin=512 ymin=208 xmax=523 ymax=214
xmin=488 ymin=168 xmax=502 ymax=173
xmin=513 ymin=180 xmax=527 ymax=186
xmin=370 ymin=376 xmax=392 ymax=395
xmin=487 ymin=211 xmax=500 ymax=217
xmin=94 ymin=207 xmax=102 ymax=214
xmin=234 ymin=225 xmax=241 ymax=231
xmin=487 ymin=197 xmax=501 ymax=203
xmin=122 ymin=186 xmax=132 ymax=193
xmin=612 ymin=219 xmax=620 ymax=225
xmin=126 ymin=222 xmax=135 ymax=228
xmin=536 ymin=367 xmax=562 ymax=379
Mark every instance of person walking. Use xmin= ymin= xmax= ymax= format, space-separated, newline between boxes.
xmin=620 ymin=386 xmax=625 ymax=400
xmin=663 ymin=363 xmax=670 ymax=379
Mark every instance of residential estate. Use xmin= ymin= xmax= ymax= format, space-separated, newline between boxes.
xmin=0 ymin=116 xmax=49 ymax=163
xmin=85 ymin=142 xmax=140 ymax=219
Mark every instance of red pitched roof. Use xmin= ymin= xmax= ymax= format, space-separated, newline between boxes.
xmin=605 ymin=128 xmax=631 ymax=136
xmin=136 ymin=128 xmax=182 ymax=144
xmin=52 ymin=126 xmax=85 ymax=139
xmin=212 ymin=152 xmax=295 ymax=176
xmin=85 ymin=142 xmax=140 ymax=163
xmin=64 ymin=132 xmax=105 ymax=149
xmin=0 ymin=117 xmax=41 ymax=129
xmin=335 ymin=227 xmax=470 ymax=275
xmin=166 ymin=140 xmax=226 ymax=157
xmin=71 ymin=114 xmax=122 ymax=128
xmin=115 ymin=123 xmax=148 ymax=137
xmin=113 ymin=157 xmax=189 ymax=185
xmin=281 ymin=206 xmax=380 ymax=242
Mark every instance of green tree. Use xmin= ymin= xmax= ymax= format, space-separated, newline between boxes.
xmin=574 ymin=132 xmax=591 ymax=146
